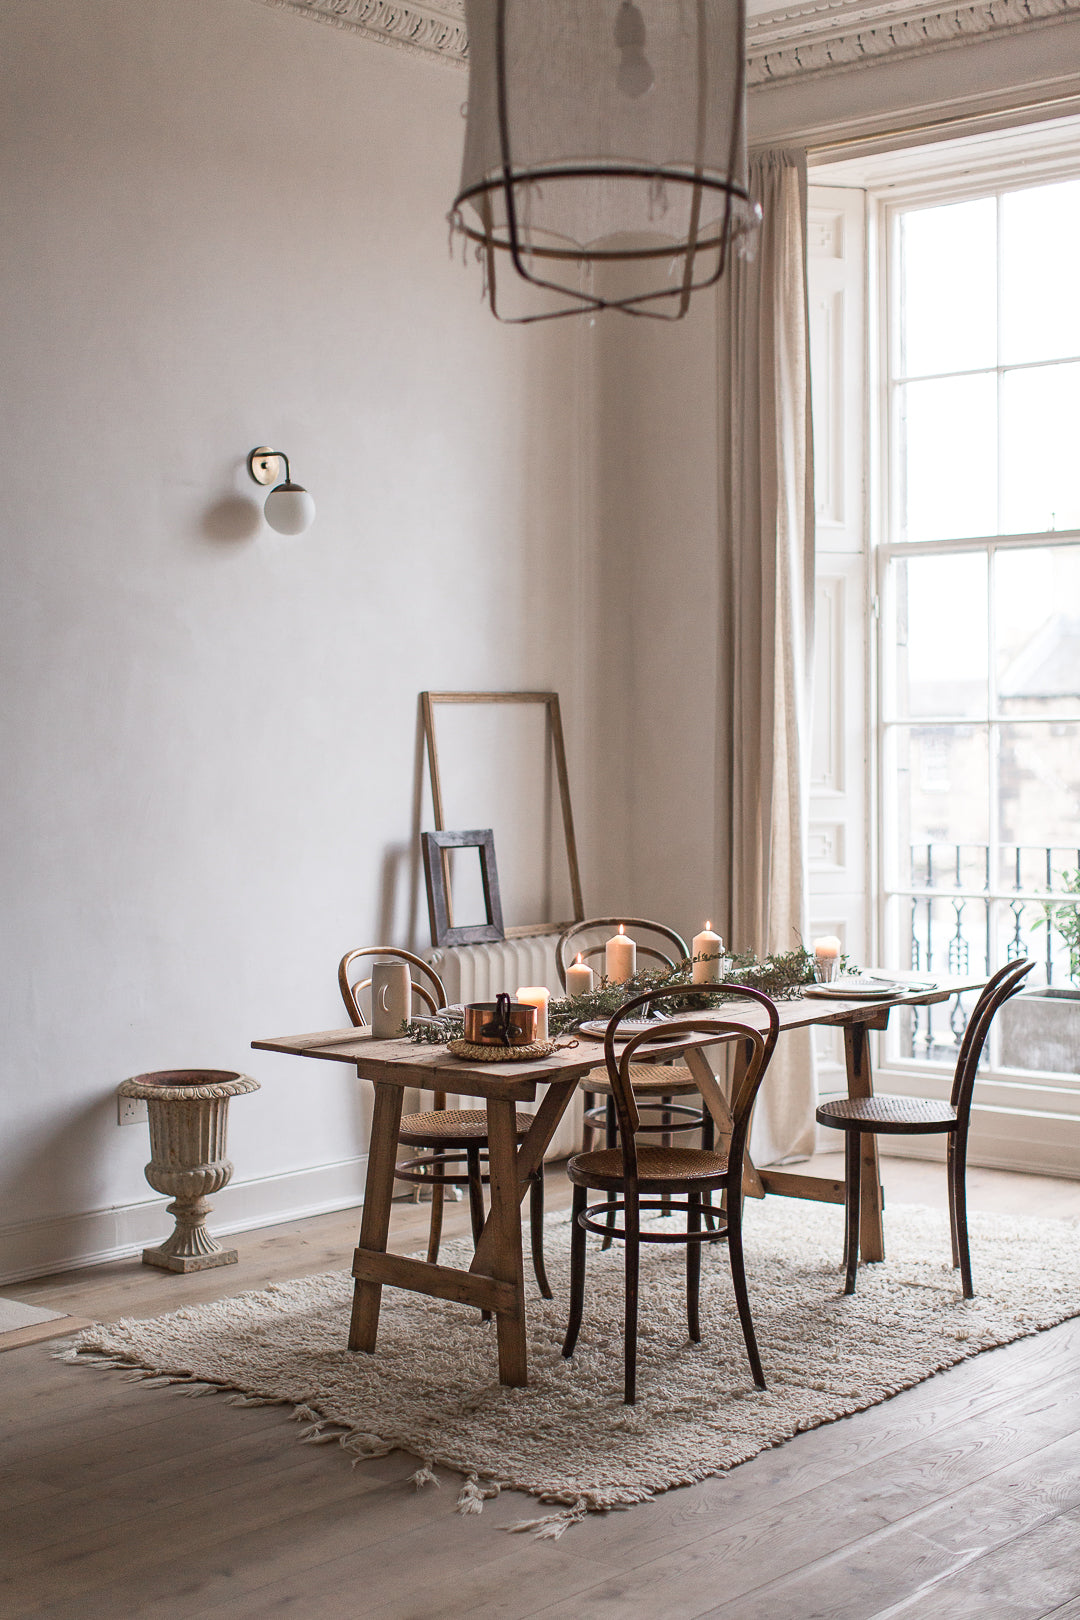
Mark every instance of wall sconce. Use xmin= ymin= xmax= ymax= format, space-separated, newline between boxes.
xmin=246 ymin=447 xmax=316 ymax=535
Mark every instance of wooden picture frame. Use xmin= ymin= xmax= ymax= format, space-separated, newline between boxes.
xmin=421 ymin=828 xmax=505 ymax=948
xmin=420 ymin=690 xmax=584 ymax=938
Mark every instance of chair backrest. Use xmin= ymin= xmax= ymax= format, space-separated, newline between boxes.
xmin=602 ymin=984 xmax=781 ymax=1184
xmin=337 ymin=947 xmax=447 ymax=1028
xmin=950 ymin=958 xmax=1033 ymax=1114
xmin=555 ymin=917 xmax=690 ymax=991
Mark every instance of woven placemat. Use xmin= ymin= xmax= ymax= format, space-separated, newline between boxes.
xmin=446 ymin=1038 xmax=558 ymax=1063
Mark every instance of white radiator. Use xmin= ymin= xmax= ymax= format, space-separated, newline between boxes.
xmin=423 ymin=934 xmax=585 ymax=1161
xmin=426 ymin=934 xmax=562 ymax=1004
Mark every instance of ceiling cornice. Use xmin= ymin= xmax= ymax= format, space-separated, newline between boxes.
xmin=747 ymin=0 xmax=1080 ymax=84
xmin=256 ymin=0 xmax=1080 ymax=84
xmin=256 ymin=0 xmax=467 ymax=64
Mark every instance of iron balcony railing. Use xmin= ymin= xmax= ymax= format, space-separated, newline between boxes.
xmin=900 ymin=842 xmax=1080 ymax=1063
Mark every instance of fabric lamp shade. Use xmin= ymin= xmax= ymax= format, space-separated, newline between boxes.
xmin=453 ymin=0 xmax=757 ymax=320
xmin=264 ymin=484 xmax=315 ymax=536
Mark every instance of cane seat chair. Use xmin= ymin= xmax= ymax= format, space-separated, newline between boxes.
xmin=561 ymin=984 xmax=780 ymax=1403
xmin=556 ymin=918 xmax=708 ymax=1151
xmin=816 ymin=957 xmax=1033 ymax=1297
xmin=338 ymin=948 xmax=551 ymax=1299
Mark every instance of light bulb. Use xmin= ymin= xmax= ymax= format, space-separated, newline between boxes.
xmin=614 ymin=2 xmax=654 ymax=98
xmin=264 ymin=482 xmax=315 ymax=536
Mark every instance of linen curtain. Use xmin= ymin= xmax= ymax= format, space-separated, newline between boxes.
xmin=716 ymin=149 xmax=816 ymax=1165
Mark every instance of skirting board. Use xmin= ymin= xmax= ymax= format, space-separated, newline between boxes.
xmin=0 ymin=1155 xmax=370 ymax=1288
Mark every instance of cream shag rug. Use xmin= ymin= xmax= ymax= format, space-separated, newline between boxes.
xmin=62 ymin=1201 xmax=1080 ymax=1535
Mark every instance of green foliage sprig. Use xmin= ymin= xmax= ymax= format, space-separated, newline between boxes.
xmin=400 ymin=945 xmax=830 ymax=1044
xmin=1038 ymin=868 xmax=1080 ymax=985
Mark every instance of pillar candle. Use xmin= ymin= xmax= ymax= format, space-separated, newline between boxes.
xmin=812 ymin=935 xmax=842 ymax=984
xmin=812 ymin=935 xmax=841 ymax=960
xmin=515 ymin=986 xmax=549 ymax=1043
xmin=566 ymin=954 xmax=594 ymax=997
xmin=371 ymin=961 xmax=411 ymax=1039
xmin=692 ymin=921 xmax=724 ymax=984
xmin=605 ymin=925 xmax=636 ymax=984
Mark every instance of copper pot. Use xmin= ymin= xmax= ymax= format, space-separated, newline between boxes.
xmin=462 ymin=993 xmax=538 ymax=1047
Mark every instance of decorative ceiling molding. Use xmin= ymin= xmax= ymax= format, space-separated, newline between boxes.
xmin=748 ymin=0 xmax=1080 ymax=85
xmin=256 ymin=0 xmax=1080 ymax=84
xmin=257 ymin=0 xmax=467 ymax=64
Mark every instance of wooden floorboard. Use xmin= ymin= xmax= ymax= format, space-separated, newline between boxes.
xmin=1 ymin=1156 xmax=1079 ymax=1619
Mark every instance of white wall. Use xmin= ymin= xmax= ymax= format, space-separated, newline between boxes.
xmin=0 ymin=0 xmax=593 ymax=1278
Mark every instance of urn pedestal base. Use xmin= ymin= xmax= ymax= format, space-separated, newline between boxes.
xmin=142 ymin=1242 xmax=239 ymax=1273
xmin=117 ymin=1069 xmax=260 ymax=1274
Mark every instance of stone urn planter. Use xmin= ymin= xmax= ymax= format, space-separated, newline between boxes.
xmin=998 ymin=988 xmax=1080 ymax=1077
xmin=118 ymin=1069 xmax=260 ymax=1272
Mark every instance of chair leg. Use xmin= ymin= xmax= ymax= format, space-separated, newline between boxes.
xmin=946 ymin=1135 xmax=960 ymax=1269
xmin=949 ymin=1129 xmax=974 ymax=1299
xmin=466 ymin=1147 xmax=490 ymax=1322
xmin=660 ymin=1097 xmax=673 ymax=1216
xmin=727 ymin=1193 xmax=765 ymax=1391
xmin=686 ymin=1191 xmax=701 ymax=1342
xmin=583 ymin=1090 xmax=596 ymax=1149
xmin=426 ymin=1163 xmax=445 ymax=1266
xmin=466 ymin=1147 xmax=485 ymax=1246
xmin=843 ymin=1130 xmax=861 ymax=1296
xmin=529 ymin=1167 xmax=552 ymax=1299
xmin=562 ymin=1185 xmax=588 ymax=1359
xmin=701 ymin=1111 xmax=718 ymax=1230
xmin=624 ymin=1193 xmax=640 ymax=1404
xmin=602 ymin=1099 xmax=617 ymax=1251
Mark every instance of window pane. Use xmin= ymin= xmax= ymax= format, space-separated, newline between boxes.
xmin=892 ymin=553 xmax=988 ymax=719
xmin=893 ymin=724 xmax=989 ymax=870
xmin=900 ymin=198 xmax=996 ymax=378
xmin=1001 ymin=179 xmax=1080 ymax=366
xmin=999 ymin=720 xmax=1080 ymax=854
xmin=1000 ymin=362 xmax=1080 ymax=536
xmin=901 ymin=374 xmax=996 ymax=541
xmin=995 ymin=545 xmax=1080 ymax=718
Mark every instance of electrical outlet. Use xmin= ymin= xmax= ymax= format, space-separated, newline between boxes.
xmin=117 ymin=1095 xmax=148 ymax=1126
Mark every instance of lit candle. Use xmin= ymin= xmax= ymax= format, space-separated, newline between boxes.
xmin=813 ymin=935 xmax=841 ymax=984
xmin=566 ymin=954 xmax=594 ymax=997
xmin=605 ymin=924 xmax=636 ymax=984
xmin=692 ymin=921 xmax=724 ymax=984
xmin=515 ymin=986 xmax=549 ymax=1042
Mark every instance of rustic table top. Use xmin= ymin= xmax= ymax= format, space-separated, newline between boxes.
xmin=252 ymin=975 xmax=983 ymax=1100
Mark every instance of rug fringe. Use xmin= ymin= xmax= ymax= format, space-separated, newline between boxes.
xmin=456 ymin=1474 xmax=500 ymax=1515
xmin=500 ymin=1498 xmax=589 ymax=1540
xmin=340 ymin=1430 xmax=395 ymax=1464
xmin=408 ymin=1464 xmax=440 ymax=1492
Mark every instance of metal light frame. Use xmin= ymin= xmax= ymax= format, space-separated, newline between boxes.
xmin=451 ymin=0 xmax=754 ymax=323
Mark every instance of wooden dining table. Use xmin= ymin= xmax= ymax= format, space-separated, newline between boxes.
xmin=252 ymin=973 xmax=982 ymax=1388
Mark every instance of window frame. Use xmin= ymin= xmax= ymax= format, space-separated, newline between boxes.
xmin=868 ymin=163 xmax=1080 ymax=1123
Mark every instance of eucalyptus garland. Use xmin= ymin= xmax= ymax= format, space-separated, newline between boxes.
xmin=401 ymin=945 xmax=842 ymax=1043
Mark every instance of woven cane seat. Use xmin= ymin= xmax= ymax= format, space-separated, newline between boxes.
xmin=817 ymin=1094 xmax=958 ymax=1135
xmin=582 ymin=1063 xmax=698 ymax=1098
xmin=397 ymin=1108 xmax=534 ymax=1147
xmin=569 ymin=1144 xmax=728 ymax=1190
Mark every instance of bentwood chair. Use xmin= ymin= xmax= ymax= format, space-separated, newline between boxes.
xmin=816 ymin=957 xmax=1033 ymax=1297
xmin=338 ymin=948 xmax=551 ymax=1299
xmin=562 ymin=984 xmax=780 ymax=1403
xmin=556 ymin=918 xmax=709 ymax=1155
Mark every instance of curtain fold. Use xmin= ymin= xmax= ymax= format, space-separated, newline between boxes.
xmin=716 ymin=149 xmax=816 ymax=1165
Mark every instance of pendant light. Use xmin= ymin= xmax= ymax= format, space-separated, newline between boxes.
xmin=450 ymin=0 xmax=759 ymax=323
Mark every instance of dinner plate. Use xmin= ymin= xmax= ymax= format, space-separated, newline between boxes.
xmin=577 ymin=1017 xmax=680 ymax=1041
xmin=803 ymin=979 xmax=902 ymax=999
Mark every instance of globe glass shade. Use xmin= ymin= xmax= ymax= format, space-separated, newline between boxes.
xmin=264 ymin=483 xmax=315 ymax=536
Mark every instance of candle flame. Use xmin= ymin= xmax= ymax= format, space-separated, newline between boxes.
xmin=705 ymin=920 xmax=711 ymax=931
xmin=575 ymin=953 xmax=583 ymax=964
xmin=618 ymin=924 xmax=625 ymax=935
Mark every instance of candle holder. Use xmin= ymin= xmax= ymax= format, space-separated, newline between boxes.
xmin=814 ymin=956 xmax=841 ymax=984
